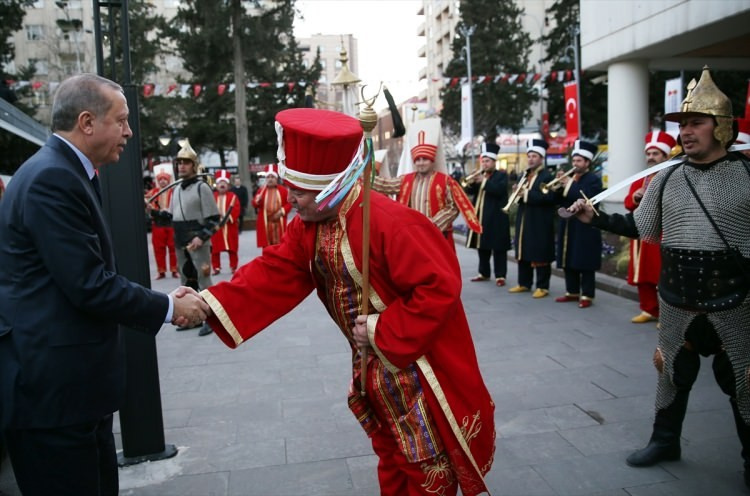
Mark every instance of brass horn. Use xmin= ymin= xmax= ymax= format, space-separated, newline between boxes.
xmin=540 ymin=167 xmax=576 ymax=194
xmin=502 ymin=170 xmax=529 ymax=213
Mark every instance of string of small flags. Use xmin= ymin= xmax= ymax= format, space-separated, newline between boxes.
xmin=437 ymin=70 xmax=577 ymax=87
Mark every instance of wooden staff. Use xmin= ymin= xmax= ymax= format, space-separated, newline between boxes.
xmin=358 ymin=91 xmax=378 ymax=397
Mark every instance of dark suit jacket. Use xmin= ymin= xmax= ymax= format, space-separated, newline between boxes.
xmin=0 ymin=136 xmax=169 ymax=430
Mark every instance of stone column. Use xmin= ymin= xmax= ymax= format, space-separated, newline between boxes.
xmin=604 ymin=60 xmax=650 ymax=212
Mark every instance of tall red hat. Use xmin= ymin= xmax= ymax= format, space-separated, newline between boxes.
xmin=265 ymin=164 xmax=279 ymax=178
xmin=155 ymin=170 xmax=172 ymax=182
xmin=275 ymin=108 xmax=363 ymax=191
xmin=215 ymin=169 xmax=231 ymax=184
xmin=644 ymin=131 xmax=677 ymax=155
xmin=736 ymin=119 xmax=750 ymax=145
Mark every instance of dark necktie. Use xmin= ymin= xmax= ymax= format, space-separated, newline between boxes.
xmin=91 ymin=174 xmax=102 ymax=203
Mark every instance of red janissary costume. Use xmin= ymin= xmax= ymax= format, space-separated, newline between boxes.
xmin=146 ymin=171 xmax=177 ymax=277
xmin=251 ymin=165 xmax=291 ymax=248
xmin=211 ymin=170 xmax=241 ymax=272
xmin=201 ymin=108 xmax=495 ymax=496
xmin=624 ymin=131 xmax=676 ymax=320
xmin=373 ymin=119 xmax=480 ymax=250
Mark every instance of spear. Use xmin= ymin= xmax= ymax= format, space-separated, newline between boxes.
xmin=358 ymin=89 xmax=379 ymax=397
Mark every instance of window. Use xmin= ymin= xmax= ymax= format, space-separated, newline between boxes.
xmin=164 ymin=0 xmax=180 ymax=7
xmin=25 ymin=25 xmax=45 ymax=41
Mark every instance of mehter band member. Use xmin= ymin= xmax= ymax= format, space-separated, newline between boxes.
xmin=565 ymin=67 xmax=750 ymax=488
xmin=200 ymin=108 xmax=496 ymax=496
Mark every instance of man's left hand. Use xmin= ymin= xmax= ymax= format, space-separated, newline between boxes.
xmin=352 ymin=315 xmax=369 ymax=349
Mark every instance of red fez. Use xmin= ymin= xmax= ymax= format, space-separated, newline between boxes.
xmin=155 ymin=171 xmax=172 ymax=182
xmin=265 ymin=163 xmax=279 ymax=178
xmin=410 ymin=130 xmax=438 ymax=162
xmin=276 ymin=108 xmax=363 ymax=191
xmin=644 ymin=131 xmax=677 ymax=155
xmin=215 ymin=169 xmax=231 ymax=184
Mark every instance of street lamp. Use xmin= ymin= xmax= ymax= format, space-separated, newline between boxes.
xmin=458 ymin=24 xmax=476 ymax=171
xmin=523 ymin=12 xmax=546 ymax=130
xmin=331 ymin=41 xmax=361 ymax=117
xmin=56 ymin=1 xmax=83 ymax=74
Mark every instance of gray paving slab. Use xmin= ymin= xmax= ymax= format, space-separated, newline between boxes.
xmin=0 ymin=229 xmax=746 ymax=496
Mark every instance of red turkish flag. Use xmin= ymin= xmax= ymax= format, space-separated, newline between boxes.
xmin=564 ymin=82 xmax=579 ymax=139
xmin=193 ymin=84 xmax=202 ymax=97
xmin=143 ymin=84 xmax=154 ymax=98
xmin=218 ymin=84 xmax=227 ymax=96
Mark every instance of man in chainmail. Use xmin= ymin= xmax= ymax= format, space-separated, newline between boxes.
xmin=567 ymin=67 xmax=750 ymax=487
xmin=167 ymin=140 xmax=220 ymax=336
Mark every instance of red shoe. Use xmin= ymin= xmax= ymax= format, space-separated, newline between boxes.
xmin=212 ymin=268 xmax=221 ymax=276
xmin=230 ymin=267 xmax=237 ymax=274
xmin=154 ymin=272 xmax=166 ymax=280
xmin=578 ymin=297 xmax=593 ymax=308
xmin=171 ymin=271 xmax=180 ymax=278
xmin=495 ymin=277 xmax=506 ymax=287
xmin=555 ymin=293 xmax=579 ymax=303
xmin=470 ymin=275 xmax=489 ymax=282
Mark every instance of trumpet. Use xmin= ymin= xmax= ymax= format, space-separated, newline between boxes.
xmin=502 ymin=170 xmax=529 ymax=213
xmin=540 ymin=167 xmax=576 ymax=194
xmin=461 ymin=168 xmax=485 ymax=187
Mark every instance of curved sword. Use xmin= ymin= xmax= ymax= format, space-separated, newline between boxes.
xmin=588 ymin=143 xmax=750 ymax=206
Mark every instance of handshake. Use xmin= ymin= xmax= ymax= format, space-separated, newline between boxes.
xmin=169 ymin=287 xmax=212 ymax=328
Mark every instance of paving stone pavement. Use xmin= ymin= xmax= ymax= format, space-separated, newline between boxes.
xmin=0 ymin=228 xmax=746 ymax=496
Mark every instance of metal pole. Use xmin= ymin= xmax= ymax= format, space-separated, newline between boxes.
xmin=92 ymin=0 xmax=177 ymax=466
xmin=460 ymin=25 xmax=476 ymax=170
xmin=572 ymin=26 xmax=582 ymax=136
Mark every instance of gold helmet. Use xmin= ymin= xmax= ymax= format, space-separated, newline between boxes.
xmin=176 ymin=138 xmax=199 ymax=165
xmin=664 ymin=66 xmax=734 ymax=148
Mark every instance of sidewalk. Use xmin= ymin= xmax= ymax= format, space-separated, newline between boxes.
xmin=0 ymin=229 xmax=744 ymax=496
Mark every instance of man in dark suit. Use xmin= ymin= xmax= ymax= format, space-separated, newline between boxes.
xmin=0 ymin=74 xmax=209 ymax=495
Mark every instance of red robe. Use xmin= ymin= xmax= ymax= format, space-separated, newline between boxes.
xmin=251 ymin=185 xmax=291 ymax=248
xmin=624 ymin=177 xmax=661 ymax=286
xmin=146 ymin=186 xmax=177 ymax=273
xmin=211 ymin=191 xmax=240 ymax=253
xmin=202 ymin=187 xmax=495 ymax=496
xmin=397 ymin=172 xmax=481 ymax=249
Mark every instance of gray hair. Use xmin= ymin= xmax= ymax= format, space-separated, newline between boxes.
xmin=51 ymin=74 xmax=123 ymax=132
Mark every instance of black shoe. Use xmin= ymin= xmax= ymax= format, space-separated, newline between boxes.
xmin=626 ymin=439 xmax=681 ymax=467
xmin=744 ymin=468 xmax=750 ymax=489
xmin=176 ymin=323 xmax=201 ymax=331
xmin=198 ymin=323 xmax=213 ymax=336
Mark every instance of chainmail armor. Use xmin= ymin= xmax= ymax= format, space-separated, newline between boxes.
xmin=634 ymin=155 xmax=750 ymax=422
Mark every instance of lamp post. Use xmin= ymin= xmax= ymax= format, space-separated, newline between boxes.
xmin=458 ymin=24 xmax=476 ymax=171
xmin=331 ymin=41 xmax=361 ymax=117
xmin=570 ymin=25 xmax=582 ymax=135
xmin=523 ymin=12 xmax=546 ymax=129
xmin=55 ymin=1 xmax=83 ymax=74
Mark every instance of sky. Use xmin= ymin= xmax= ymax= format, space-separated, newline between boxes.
xmin=293 ymin=0 xmax=425 ymax=110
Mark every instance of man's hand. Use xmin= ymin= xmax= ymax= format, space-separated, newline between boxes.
xmin=352 ymin=315 xmax=369 ymax=349
xmin=566 ymin=198 xmax=595 ymax=224
xmin=186 ymin=236 xmax=203 ymax=252
xmin=170 ymin=286 xmax=211 ymax=328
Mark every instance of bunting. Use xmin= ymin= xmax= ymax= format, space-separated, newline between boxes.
xmin=438 ymin=69 xmax=577 ymax=88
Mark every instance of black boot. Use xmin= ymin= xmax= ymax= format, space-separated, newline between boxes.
xmin=626 ymin=426 xmax=681 ymax=466
xmin=627 ymin=389 xmax=689 ymax=467
xmin=198 ymin=322 xmax=213 ymax=336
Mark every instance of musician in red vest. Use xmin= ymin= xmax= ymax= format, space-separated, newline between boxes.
xmin=211 ymin=169 xmax=240 ymax=275
xmin=251 ymin=164 xmax=291 ymax=248
xmin=145 ymin=170 xmax=179 ymax=280
xmin=373 ymin=118 xmax=480 ymax=250
xmin=625 ymin=131 xmax=676 ymax=324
